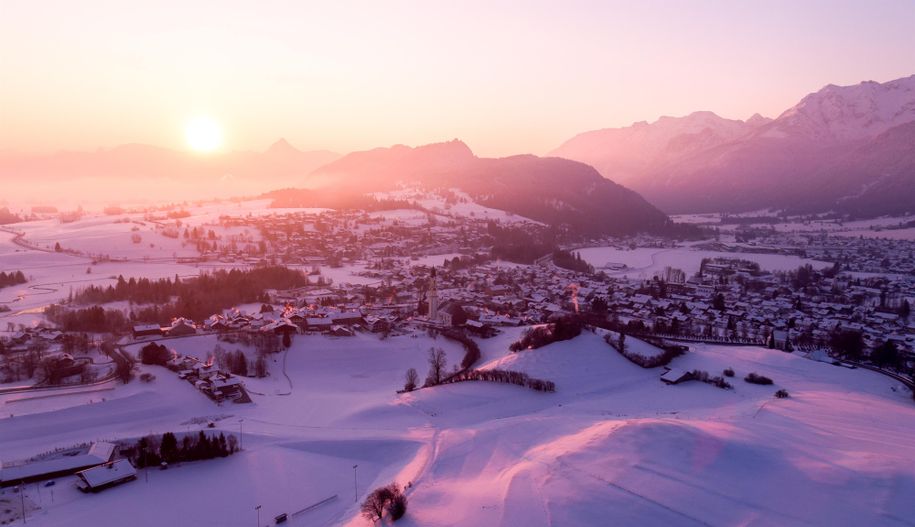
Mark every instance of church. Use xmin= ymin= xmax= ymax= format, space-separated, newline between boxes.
xmin=425 ymin=267 xmax=467 ymax=327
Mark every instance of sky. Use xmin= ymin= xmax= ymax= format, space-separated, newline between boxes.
xmin=2 ymin=0 xmax=915 ymax=158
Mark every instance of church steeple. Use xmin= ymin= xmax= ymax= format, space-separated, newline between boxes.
xmin=428 ymin=267 xmax=439 ymax=321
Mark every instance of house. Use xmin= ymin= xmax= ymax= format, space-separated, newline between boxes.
xmin=437 ymin=300 xmax=468 ymax=327
xmin=366 ymin=316 xmax=391 ymax=333
xmin=330 ymin=312 xmax=365 ymax=327
xmin=305 ymin=317 xmax=333 ymax=332
xmin=132 ymin=323 xmax=163 ymax=339
xmin=330 ymin=325 xmax=355 ymax=337
xmin=76 ymin=459 xmax=137 ymax=493
xmin=262 ymin=318 xmax=299 ymax=336
xmin=210 ymin=375 xmax=245 ymax=399
xmin=465 ymin=319 xmax=497 ymax=337
xmin=165 ymin=318 xmax=197 ymax=337
xmin=203 ymin=315 xmax=229 ymax=332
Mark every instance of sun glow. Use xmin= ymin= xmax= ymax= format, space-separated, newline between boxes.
xmin=185 ymin=117 xmax=223 ymax=152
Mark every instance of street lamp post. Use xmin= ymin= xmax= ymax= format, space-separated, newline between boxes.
xmin=255 ymin=504 xmax=261 ymax=527
xmin=18 ymin=484 xmax=26 ymax=524
xmin=353 ymin=464 xmax=359 ymax=503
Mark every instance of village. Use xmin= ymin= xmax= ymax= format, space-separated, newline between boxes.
xmin=1 ymin=200 xmax=914 ymax=526
xmin=151 ymin=202 xmax=915 ymax=369
xmin=3 ymin=200 xmax=914 ymax=399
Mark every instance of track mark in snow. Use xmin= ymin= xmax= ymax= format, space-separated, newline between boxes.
xmin=633 ymin=463 xmax=816 ymax=525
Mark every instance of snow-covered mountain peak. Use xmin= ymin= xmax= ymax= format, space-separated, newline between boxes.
xmin=774 ymin=74 xmax=915 ymax=141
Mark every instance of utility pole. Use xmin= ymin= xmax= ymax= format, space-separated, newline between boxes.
xmin=18 ymin=484 xmax=26 ymax=524
xmin=353 ymin=464 xmax=359 ymax=503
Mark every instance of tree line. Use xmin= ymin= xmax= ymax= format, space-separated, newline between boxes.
xmin=70 ymin=266 xmax=309 ymax=322
xmin=45 ymin=267 xmax=309 ymax=331
xmin=552 ymin=250 xmax=593 ymax=274
xmin=442 ymin=368 xmax=556 ymax=392
xmin=0 ymin=270 xmax=26 ymax=289
xmin=124 ymin=430 xmax=238 ymax=468
xmin=510 ymin=315 xmax=583 ymax=351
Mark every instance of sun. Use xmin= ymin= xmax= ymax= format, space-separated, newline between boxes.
xmin=185 ymin=116 xmax=223 ymax=153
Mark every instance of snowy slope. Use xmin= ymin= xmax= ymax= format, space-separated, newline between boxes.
xmin=3 ymin=329 xmax=913 ymax=526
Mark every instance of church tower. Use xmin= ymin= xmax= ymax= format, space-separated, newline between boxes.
xmin=428 ymin=267 xmax=439 ymax=321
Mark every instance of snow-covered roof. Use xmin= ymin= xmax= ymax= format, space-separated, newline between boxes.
xmin=0 ymin=442 xmax=116 ymax=483
xmin=77 ymin=459 xmax=136 ymax=488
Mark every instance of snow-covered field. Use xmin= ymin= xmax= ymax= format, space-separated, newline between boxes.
xmin=670 ymin=212 xmax=915 ymax=240
xmin=574 ymin=246 xmax=832 ymax=279
xmin=0 ymin=227 xmax=248 ymax=329
xmin=373 ymin=188 xmax=541 ymax=225
xmin=2 ymin=328 xmax=913 ymax=526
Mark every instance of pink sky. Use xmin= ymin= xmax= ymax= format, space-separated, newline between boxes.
xmin=2 ymin=0 xmax=914 ymax=157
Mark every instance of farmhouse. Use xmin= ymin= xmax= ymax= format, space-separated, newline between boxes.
xmin=132 ymin=323 xmax=163 ymax=339
xmin=165 ymin=318 xmax=197 ymax=337
xmin=660 ymin=368 xmax=692 ymax=385
xmin=76 ymin=459 xmax=137 ymax=492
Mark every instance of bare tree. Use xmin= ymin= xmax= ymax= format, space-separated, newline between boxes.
xmin=254 ymin=354 xmax=267 ymax=378
xmin=404 ymin=367 xmax=418 ymax=392
xmin=361 ymin=483 xmax=405 ymax=523
xmin=424 ymin=348 xmax=447 ymax=386
xmin=361 ymin=485 xmax=395 ymax=522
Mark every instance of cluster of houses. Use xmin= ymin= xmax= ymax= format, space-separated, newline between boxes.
xmin=136 ymin=344 xmax=251 ymax=404
xmin=2 ymin=326 xmax=64 ymax=349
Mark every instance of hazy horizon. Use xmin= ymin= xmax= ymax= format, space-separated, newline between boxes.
xmin=3 ymin=0 xmax=915 ymax=158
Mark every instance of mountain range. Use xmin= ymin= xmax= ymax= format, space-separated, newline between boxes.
xmin=3 ymin=74 xmax=912 ymax=228
xmin=552 ymin=74 xmax=915 ymax=217
xmin=300 ymin=139 xmax=673 ymax=236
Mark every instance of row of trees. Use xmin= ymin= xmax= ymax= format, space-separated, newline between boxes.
xmin=125 ymin=431 xmax=238 ymax=468
xmin=442 ymin=368 xmax=556 ymax=392
xmin=218 ymin=331 xmax=282 ymax=355
xmin=0 ymin=207 xmax=23 ymax=224
xmin=139 ymin=342 xmax=171 ymax=365
xmin=437 ymin=329 xmax=482 ymax=370
xmin=552 ymin=250 xmax=593 ymax=274
xmin=0 ymin=270 xmax=26 ymax=289
xmin=510 ymin=315 xmax=583 ymax=351
xmin=75 ymin=267 xmax=306 ymax=305
xmin=69 ymin=266 xmax=308 ymax=323
xmin=45 ymin=304 xmax=132 ymax=333
xmin=213 ymin=345 xmax=268 ymax=378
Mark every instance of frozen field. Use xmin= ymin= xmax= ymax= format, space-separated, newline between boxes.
xmin=670 ymin=213 xmax=915 ymax=240
xmin=2 ymin=329 xmax=913 ymax=526
xmin=574 ymin=245 xmax=832 ymax=279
